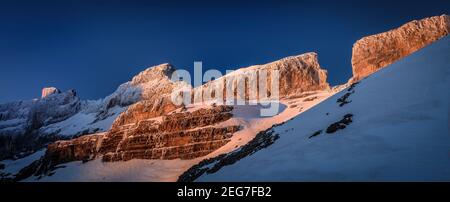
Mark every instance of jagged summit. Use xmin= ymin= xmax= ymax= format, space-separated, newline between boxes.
xmin=0 ymin=63 xmax=186 ymax=160
xmin=268 ymin=52 xmax=329 ymax=96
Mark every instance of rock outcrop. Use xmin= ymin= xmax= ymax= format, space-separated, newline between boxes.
xmin=188 ymin=53 xmax=329 ymax=103
xmin=102 ymin=105 xmax=239 ymax=161
xmin=110 ymin=97 xmax=179 ymax=128
xmin=41 ymin=87 xmax=61 ymax=98
xmin=351 ymin=14 xmax=450 ymax=82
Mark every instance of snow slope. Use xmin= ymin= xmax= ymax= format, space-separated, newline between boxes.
xmin=196 ymin=36 xmax=450 ymax=181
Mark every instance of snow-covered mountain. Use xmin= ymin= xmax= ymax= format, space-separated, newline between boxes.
xmin=1 ymin=14 xmax=448 ymax=182
xmin=189 ymin=36 xmax=450 ymax=181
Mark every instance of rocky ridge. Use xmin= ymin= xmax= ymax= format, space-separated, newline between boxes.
xmin=15 ymin=105 xmax=240 ymax=180
xmin=351 ymin=14 xmax=449 ymax=82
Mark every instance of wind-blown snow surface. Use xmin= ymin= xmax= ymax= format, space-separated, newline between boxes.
xmin=198 ymin=36 xmax=450 ymax=182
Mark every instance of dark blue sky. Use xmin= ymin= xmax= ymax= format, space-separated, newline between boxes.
xmin=1 ymin=0 xmax=449 ymax=103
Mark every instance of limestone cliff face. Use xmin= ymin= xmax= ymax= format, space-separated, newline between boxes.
xmin=351 ymin=14 xmax=450 ymax=82
xmin=38 ymin=105 xmax=239 ymax=170
xmin=45 ymin=134 xmax=103 ymax=165
xmin=0 ymin=89 xmax=80 ymax=136
xmin=110 ymin=97 xmax=178 ymax=128
xmin=190 ymin=53 xmax=330 ymax=103
xmin=12 ymin=52 xmax=331 ymax=178
xmin=0 ymin=89 xmax=81 ymax=160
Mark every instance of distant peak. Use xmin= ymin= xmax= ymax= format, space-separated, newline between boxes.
xmin=351 ymin=14 xmax=450 ymax=82
xmin=41 ymin=87 xmax=61 ymax=98
xmin=130 ymin=63 xmax=176 ymax=85
xmin=152 ymin=63 xmax=174 ymax=72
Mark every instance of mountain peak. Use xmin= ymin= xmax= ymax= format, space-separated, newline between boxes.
xmin=41 ymin=87 xmax=61 ymax=98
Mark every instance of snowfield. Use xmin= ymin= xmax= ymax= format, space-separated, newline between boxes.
xmin=0 ymin=149 xmax=46 ymax=178
xmin=196 ymin=36 xmax=450 ymax=181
